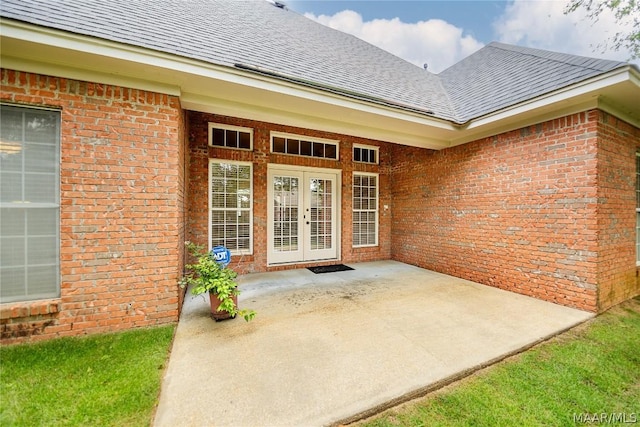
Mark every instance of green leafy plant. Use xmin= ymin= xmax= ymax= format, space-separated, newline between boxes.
xmin=179 ymin=241 xmax=255 ymax=322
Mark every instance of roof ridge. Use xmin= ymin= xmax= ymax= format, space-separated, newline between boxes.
xmin=434 ymin=73 xmax=464 ymax=123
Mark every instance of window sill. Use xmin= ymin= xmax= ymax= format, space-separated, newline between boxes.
xmin=0 ymin=299 xmax=61 ymax=320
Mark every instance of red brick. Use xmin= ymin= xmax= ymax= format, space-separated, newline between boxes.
xmin=390 ymin=110 xmax=639 ymax=312
xmin=0 ymin=69 xmax=183 ymax=344
xmin=2 ymin=67 xmax=638 ymax=345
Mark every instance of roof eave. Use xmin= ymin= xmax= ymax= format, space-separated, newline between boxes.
xmin=0 ymin=18 xmax=457 ymax=149
xmin=447 ymin=65 xmax=640 ymax=147
xmin=2 ymin=18 xmax=638 ymax=151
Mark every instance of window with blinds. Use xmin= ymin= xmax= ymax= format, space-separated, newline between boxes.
xmin=0 ymin=104 xmax=60 ymax=303
xmin=209 ymin=160 xmax=253 ymax=254
xmin=352 ymin=173 xmax=378 ymax=247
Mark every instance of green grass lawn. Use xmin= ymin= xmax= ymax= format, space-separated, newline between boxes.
xmin=0 ymin=325 xmax=175 ymax=427
xmin=359 ymin=297 xmax=640 ymax=427
xmin=1 ymin=298 xmax=638 ymax=427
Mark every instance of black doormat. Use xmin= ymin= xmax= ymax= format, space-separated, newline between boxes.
xmin=307 ymin=264 xmax=354 ymax=274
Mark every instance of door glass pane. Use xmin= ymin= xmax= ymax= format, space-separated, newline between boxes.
xmin=273 ymin=175 xmax=299 ymax=252
xmin=309 ymin=178 xmax=332 ymax=250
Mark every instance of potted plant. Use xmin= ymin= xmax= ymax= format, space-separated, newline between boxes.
xmin=179 ymin=242 xmax=255 ymax=322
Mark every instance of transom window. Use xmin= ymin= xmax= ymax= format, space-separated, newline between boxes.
xmin=209 ymin=161 xmax=253 ymax=254
xmin=0 ymin=104 xmax=60 ymax=303
xmin=271 ymin=132 xmax=338 ymax=160
xmin=208 ymin=123 xmax=253 ymax=150
xmin=352 ymin=172 xmax=378 ymax=247
xmin=353 ymin=144 xmax=378 ymax=164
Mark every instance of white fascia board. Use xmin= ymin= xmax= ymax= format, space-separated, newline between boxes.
xmin=0 ymin=55 xmax=182 ymax=96
xmin=1 ymin=19 xmax=454 ymax=132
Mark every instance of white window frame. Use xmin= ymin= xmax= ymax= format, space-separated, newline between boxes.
xmin=208 ymin=123 xmax=253 ymax=151
xmin=0 ymin=103 xmax=61 ymax=303
xmin=208 ymin=160 xmax=253 ymax=255
xmin=352 ymin=172 xmax=379 ymax=248
xmin=353 ymin=143 xmax=379 ymax=164
xmin=270 ymin=131 xmax=339 ymax=160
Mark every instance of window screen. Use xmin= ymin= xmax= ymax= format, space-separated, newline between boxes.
xmin=1 ymin=105 xmax=60 ymax=303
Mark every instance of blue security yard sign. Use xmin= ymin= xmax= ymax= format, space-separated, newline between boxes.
xmin=211 ymin=246 xmax=231 ymax=267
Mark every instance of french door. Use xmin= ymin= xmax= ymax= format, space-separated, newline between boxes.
xmin=267 ymin=166 xmax=339 ymax=265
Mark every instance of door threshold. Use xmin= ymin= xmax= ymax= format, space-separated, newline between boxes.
xmin=267 ymin=259 xmax=340 ymax=268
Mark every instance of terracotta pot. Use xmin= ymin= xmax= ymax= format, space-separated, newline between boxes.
xmin=209 ymin=292 xmax=238 ymax=321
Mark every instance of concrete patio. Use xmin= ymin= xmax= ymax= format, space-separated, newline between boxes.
xmin=153 ymin=261 xmax=593 ymax=427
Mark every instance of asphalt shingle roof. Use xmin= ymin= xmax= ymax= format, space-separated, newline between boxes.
xmin=0 ymin=0 xmax=629 ymax=124
xmin=439 ymin=42 xmax=628 ymax=122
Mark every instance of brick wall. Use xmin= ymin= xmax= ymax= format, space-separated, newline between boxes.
xmin=391 ymin=110 xmax=639 ymax=312
xmin=595 ymin=111 xmax=640 ymax=310
xmin=2 ymin=68 xmax=636 ymax=345
xmin=0 ymin=69 xmax=184 ymax=343
xmin=186 ymin=111 xmax=392 ymax=273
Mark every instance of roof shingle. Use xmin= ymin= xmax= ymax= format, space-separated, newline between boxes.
xmin=439 ymin=42 xmax=627 ymax=122
xmin=0 ymin=1 xmax=629 ymax=124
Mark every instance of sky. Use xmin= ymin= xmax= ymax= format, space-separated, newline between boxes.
xmin=283 ymin=0 xmax=638 ymax=73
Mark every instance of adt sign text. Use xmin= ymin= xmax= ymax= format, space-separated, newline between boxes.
xmin=211 ymin=246 xmax=231 ymax=267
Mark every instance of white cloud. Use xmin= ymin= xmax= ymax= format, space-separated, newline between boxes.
xmin=304 ymin=10 xmax=484 ymax=73
xmin=494 ymin=0 xmax=638 ymax=64
xmin=301 ymin=1 xmax=637 ymax=74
